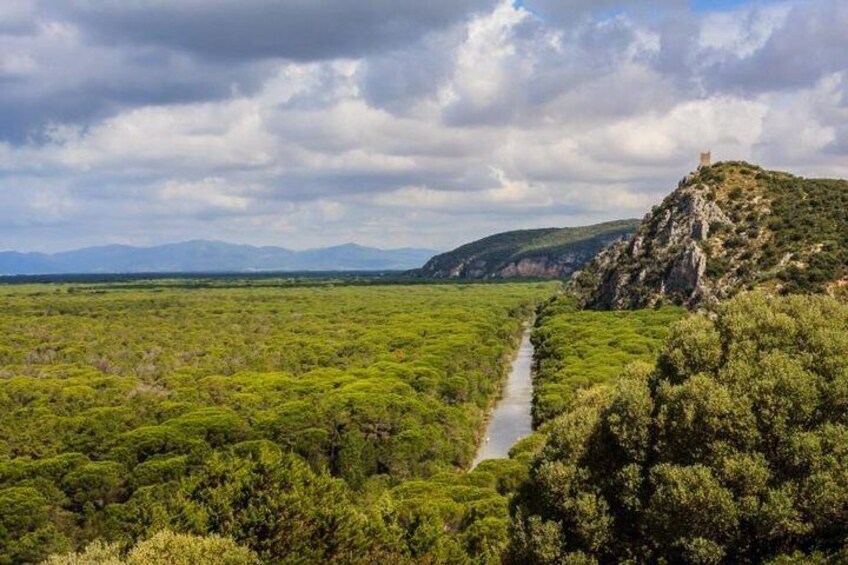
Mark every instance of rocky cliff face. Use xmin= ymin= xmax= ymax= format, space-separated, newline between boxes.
xmin=419 ymin=221 xmax=639 ymax=280
xmin=440 ymin=246 xmax=612 ymax=279
xmin=580 ymin=177 xmax=733 ymax=308
xmin=575 ymin=161 xmax=848 ymax=309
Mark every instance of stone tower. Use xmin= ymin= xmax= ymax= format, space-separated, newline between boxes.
xmin=699 ymin=151 xmax=712 ymax=168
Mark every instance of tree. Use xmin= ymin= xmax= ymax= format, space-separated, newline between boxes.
xmin=42 ymin=531 xmax=257 ymax=565
xmin=121 ymin=441 xmax=410 ymax=564
xmin=62 ymin=461 xmax=126 ymax=512
xmin=0 ymin=486 xmax=69 ymax=564
xmin=511 ymin=293 xmax=848 ymax=564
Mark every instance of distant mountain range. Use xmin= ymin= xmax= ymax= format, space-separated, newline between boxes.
xmin=0 ymin=240 xmax=439 ymax=275
xmin=417 ymin=220 xmax=639 ymax=280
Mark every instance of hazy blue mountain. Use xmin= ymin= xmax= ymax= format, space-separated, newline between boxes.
xmin=0 ymin=240 xmax=438 ymax=275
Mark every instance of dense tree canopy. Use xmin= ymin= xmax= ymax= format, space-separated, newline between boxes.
xmin=4 ymin=277 xmax=845 ymax=563
xmin=0 ymin=282 xmax=555 ymax=563
xmin=511 ymin=292 xmax=848 ymax=564
xmin=531 ymin=296 xmax=685 ymax=425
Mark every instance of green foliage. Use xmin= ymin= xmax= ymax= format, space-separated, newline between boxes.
xmin=0 ymin=486 xmax=70 ymax=564
xmin=511 ymin=292 xmax=848 ymax=563
xmin=530 ymin=296 xmax=685 ymax=424
xmin=126 ymin=442 xmax=407 ymax=563
xmin=63 ymin=461 xmax=126 ymax=512
xmin=0 ymin=282 xmax=554 ymax=563
xmin=388 ymin=457 xmax=539 ymax=565
xmin=420 ymin=220 xmax=639 ymax=279
xmin=762 ymin=173 xmax=848 ymax=292
xmin=43 ymin=531 xmax=258 ymax=565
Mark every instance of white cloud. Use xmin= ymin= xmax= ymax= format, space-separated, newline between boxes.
xmin=45 ymin=99 xmax=276 ymax=171
xmin=586 ymin=97 xmax=768 ymax=163
xmin=158 ymin=178 xmax=257 ymax=213
xmin=698 ymin=3 xmax=791 ymax=57
xmin=753 ymin=72 xmax=847 ymax=176
xmin=375 ymin=166 xmax=554 ymax=210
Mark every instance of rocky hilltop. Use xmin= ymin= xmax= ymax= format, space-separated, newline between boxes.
xmin=418 ymin=220 xmax=638 ymax=280
xmin=575 ymin=161 xmax=848 ymax=309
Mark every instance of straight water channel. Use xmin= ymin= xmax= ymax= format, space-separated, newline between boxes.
xmin=471 ymin=328 xmax=534 ymax=468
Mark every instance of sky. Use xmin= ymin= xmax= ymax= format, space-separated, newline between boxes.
xmin=0 ymin=0 xmax=846 ymax=252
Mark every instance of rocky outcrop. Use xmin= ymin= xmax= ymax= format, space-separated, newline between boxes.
xmin=487 ymin=250 xmax=604 ymax=279
xmin=574 ymin=162 xmax=786 ymax=309
xmin=419 ymin=220 xmax=639 ymax=280
xmin=581 ymin=184 xmax=731 ymax=308
xmin=664 ymin=242 xmax=707 ymax=297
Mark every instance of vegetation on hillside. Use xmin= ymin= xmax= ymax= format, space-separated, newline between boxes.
xmin=419 ymin=220 xmax=639 ymax=280
xmin=757 ymin=172 xmax=848 ymax=293
xmin=511 ymin=292 xmax=848 ymax=564
xmin=0 ymin=282 xmax=555 ymax=563
xmin=698 ymin=162 xmax=848 ymax=294
xmin=575 ymin=162 xmax=848 ymax=309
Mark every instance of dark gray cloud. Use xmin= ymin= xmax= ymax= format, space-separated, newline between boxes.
xmin=701 ymin=0 xmax=847 ymax=94
xmin=359 ymin=27 xmax=462 ymax=114
xmin=2 ymin=0 xmax=834 ymax=142
xmin=0 ymin=24 xmax=273 ymax=141
xmin=651 ymin=10 xmax=700 ymax=85
xmin=0 ymin=0 xmax=492 ymax=139
xmin=48 ymin=0 xmax=494 ymax=61
xmin=0 ymin=56 xmax=271 ymax=142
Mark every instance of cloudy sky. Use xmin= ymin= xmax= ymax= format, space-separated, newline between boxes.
xmin=1 ymin=0 xmax=846 ymax=252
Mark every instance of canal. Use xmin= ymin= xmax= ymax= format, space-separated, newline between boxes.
xmin=471 ymin=328 xmax=534 ymax=468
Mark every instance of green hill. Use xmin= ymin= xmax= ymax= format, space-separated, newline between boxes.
xmin=418 ymin=220 xmax=639 ymax=279
xmin=575 ymin=162 xmax=848 ymax=308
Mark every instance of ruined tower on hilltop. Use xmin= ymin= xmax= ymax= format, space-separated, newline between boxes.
xmin=699 ymin=151 xmax=712 ymax=168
